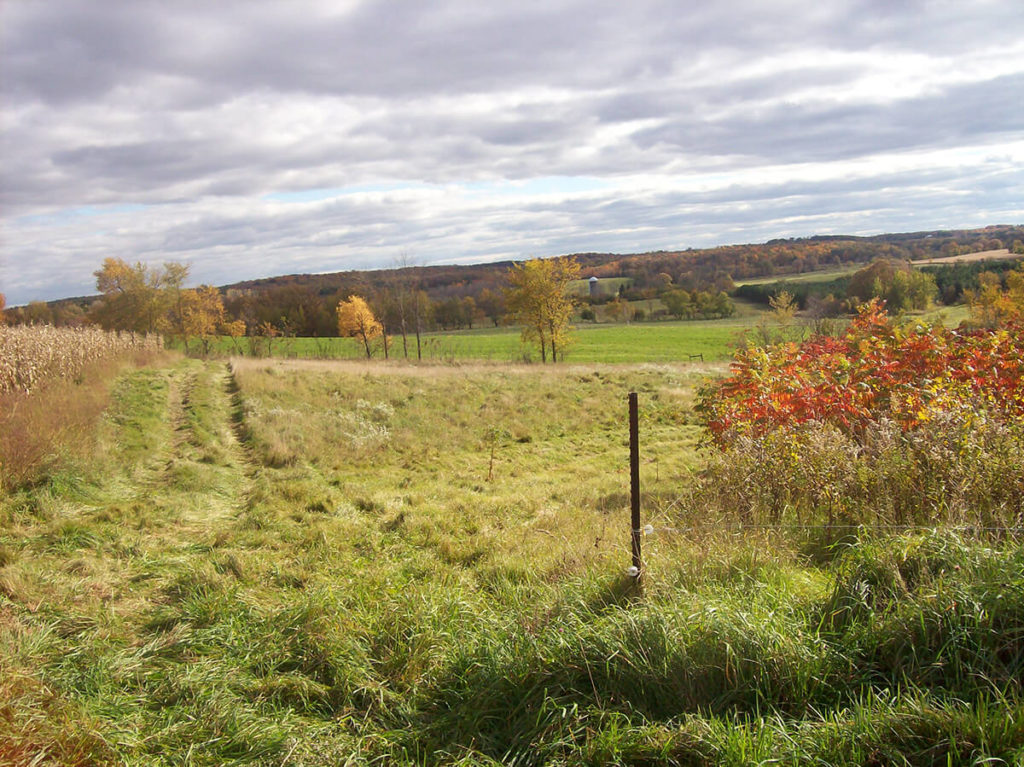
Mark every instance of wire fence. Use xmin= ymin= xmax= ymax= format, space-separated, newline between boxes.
xmin=641 ymin=523 xmax=1024 ymax=534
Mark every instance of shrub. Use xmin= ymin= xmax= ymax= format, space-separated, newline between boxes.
xmin=692 ymin=302 xmax=1024 ymax=527
xmin=698 ymin=300 xmax=1024 ymax=440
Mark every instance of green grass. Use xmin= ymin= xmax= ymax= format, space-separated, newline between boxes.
xmin=733 ymin=265 xmax=865 ymax=287
xmin=568 ymin=277 xmax=632 ymax=296
xmin=731 ymin=258 xmax=972 ymax=288
xmin=197 ymin=311 xmax=764 ymax=364
xmin=397 ymin=321 xmax=748 ymax=363
xmin=920 ymin=302 xmax=971 ymax=326
xmin=1 ymin=357 xmax=1021 ymax=764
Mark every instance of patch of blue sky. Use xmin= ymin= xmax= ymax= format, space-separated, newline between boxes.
xmin=16 ymin=203 xmax=148 ymax=226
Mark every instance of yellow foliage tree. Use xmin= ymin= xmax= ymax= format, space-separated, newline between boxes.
xmin=337 ymin=295 xmax=383 ymax=359
xmin=603 ymin=296 xmax=631 ymax=324
xmin=0 ymin=293 xmax=6 ymax=325
xmin=505 ymin=257 xmax=580 ymax=363
xmin=180 ymin=285 xmax=227 ymax=355
xmin=223 ymin=318 xmax=247 ymax=354
xmin=966 ymin=266 xmax=1024 ymax=327
xmin=92 ymin=257 xmax=188 ymax=333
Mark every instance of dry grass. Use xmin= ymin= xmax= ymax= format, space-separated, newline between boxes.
xmin=913 ymin=248 xmax=1021 ymax=265
xmin=0 ymin=348 xmax=171 ymax=493
xmin=230 ymin=355 xmax=727 ymax=379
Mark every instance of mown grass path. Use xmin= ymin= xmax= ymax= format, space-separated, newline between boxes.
xmin=112 ymin=359 xmax=253 ymax=532
xmin=0 ymin=358 xmax=270 ymax=764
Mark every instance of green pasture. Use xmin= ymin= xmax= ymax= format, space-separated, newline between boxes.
xmin=204 ymin=318 xmax=752 ymax=363
xmin=567 ymin=276 xmax=632 ymax=296
xmin=732 ymin=265 xmax=864 ymax=287
xmin=732 ymin=258 xmax=968 ymax=288
xmin=198 ymin=302 xmax=772 ymax=363
xmin=193 ymin=296 xmax=971 ymax=364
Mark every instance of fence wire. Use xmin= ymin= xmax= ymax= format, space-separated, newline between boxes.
xmin=638 ymin=523 xmax=1024 ymax=535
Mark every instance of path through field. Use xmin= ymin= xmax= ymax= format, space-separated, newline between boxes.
xmin=113 ymin=359 xmax=253 ymax=535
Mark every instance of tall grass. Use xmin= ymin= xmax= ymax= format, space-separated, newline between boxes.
xmin=0 ymin=357 xmax=1021 ymax=764
xmin=682 ymin=416 xmax=1024 ymax=531
xmin=0 ymin=348 xmax=169 ymax=493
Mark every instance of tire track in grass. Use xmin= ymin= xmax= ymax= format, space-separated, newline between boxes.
xmin=102 ymin=359 xmax=254 ymax=536
xmin=157 ymin=360 xmax=254 ymax=531
xmin=157 ymin=364 xmax=197 ymax=489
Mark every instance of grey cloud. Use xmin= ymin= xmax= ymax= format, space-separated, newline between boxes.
xmin=630 ymin=73 xmax=1024 ymax=164
xmin=6 ymin=155 xmax=1021 ymax=305
xmin=2 ymin=0 xmax=1022 ymax=303
xmin=6 ymin=1 xmax=1019 ymax=106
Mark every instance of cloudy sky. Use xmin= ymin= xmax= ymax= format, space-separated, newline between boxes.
xmin=2 ymin=0 xmax=1023 ymax=305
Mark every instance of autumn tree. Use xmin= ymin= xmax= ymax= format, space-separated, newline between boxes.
xmin=223 ymin=317 xmax=247 ymax=355
xmin=966 ymin=266 xmax=1024 ymax=326
xmin=388 ymin=252 xmax=421 ymax=358
xmin=662 ymin=289 xmax=693 ymax=319
xmin=604 ymin=296 xmax=631 ymax=324
xmin=505 ymin=257 xmax=580 ymax=363
xmin=476 ymin=288 xmax=506 ymax=327
xmin=180 ymin=285 xmax=228 ymax=355
xmin=0 ymin=293 xmax=7 ymax=324
xmin=848 ymin=258 xmax=936 ymax=311
xmin=412 ymin=290 xmax=432 ymax=360
xmin=91 ymin=258 xmax=189 ymax=333
xmin=92 ymin=257 xmax=160 ymax=332
xmin=18 ymin=301 xmax=54 ymax=325
xmin=337 ymin=295 xmax=383 ymax=359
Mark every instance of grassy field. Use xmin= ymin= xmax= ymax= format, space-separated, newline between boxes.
xmin=205 ymin=307 xmax=768 ymax=364
xmin=733 ymin=265 xmax=864 ymax=287
xmin=1 ymin=355 xmax=1022 ymax=765
xmin=413 ymin=321 xmax=751 ymax=363
xmin=207 ymin=296 xmax=967 ymax=365
xmin=567 ymin=277 xmax=632 ymax=297
xmin=730 ymin=254 xmax=1016 ymax=288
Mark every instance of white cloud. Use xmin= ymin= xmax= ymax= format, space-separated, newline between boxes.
xmin=1 ymin=0 xmax=1023 ymax=304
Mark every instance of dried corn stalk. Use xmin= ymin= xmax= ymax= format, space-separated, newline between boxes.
xmin=0 ymin=325 xmax=163 ymax=394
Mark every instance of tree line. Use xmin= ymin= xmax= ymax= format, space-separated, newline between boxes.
xmin=0 ymin=255 xmax=584 ymax=363
xmin=6 ymin=224 xmax=1022 ymax=347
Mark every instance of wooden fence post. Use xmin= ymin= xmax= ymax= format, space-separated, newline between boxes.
xmin=629 ymin=391 xmax=643 ymax=583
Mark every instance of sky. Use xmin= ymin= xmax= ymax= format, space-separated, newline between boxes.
xmin=2 ymin=0 xmax=1023 ymax=305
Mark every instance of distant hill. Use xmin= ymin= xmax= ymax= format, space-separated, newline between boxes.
xmin=222 ymin=225 xmax=1023 ymax=296
xmin=19 ymin=224 xmax=1024 ymax=333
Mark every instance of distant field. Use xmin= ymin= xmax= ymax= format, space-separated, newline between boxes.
xmin=197 ymin=298 xmax=983 ymax=364
xmin=913 ymin=248 xmax=1021 ymax=265
xmin=616 ymin=296 xmax=764 ymax=319
xmin=733 ymin=265 xmax=863 ymax=287
xmin=920 ymin=303 xmax=971 ymax=326
xmin=209 ymin=316 xmax=757 ymax=363
xmin=567 ymin=276 xmax=631 ymax=296
xmin=736 ymin=250 xmax=1024 ymax=289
